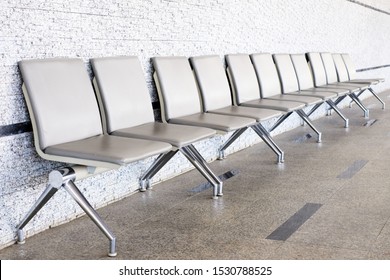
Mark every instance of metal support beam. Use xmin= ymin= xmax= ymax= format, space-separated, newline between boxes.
xmin=139 ymin=150 xmax=177 ymax=191
xmin=269 ymin=112 xmax=293 ymax=133
xmin=218 ymin=127 xmax=248 ymax=160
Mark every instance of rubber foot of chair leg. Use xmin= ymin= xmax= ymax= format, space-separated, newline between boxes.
xmin=140 ymin=179 xmax=153 ymax=191
xmin=217 ymin=151 xmax=225 ymax=160
xmin=17 ymin=229 xmax=25 ymax=244
xmin=139 ymin=180 xmax=147 ymax=192
xmin=145 ymin=179 xmax=153 ymax=190
xmin=317 ymin=133 xmax=322 ymax=143
xmin=108 ymin=239 xmax=117 ymax=257
xmin=345 ymin=119 xmax=349 ymax=128
xmin=277 ymin=153 xmax=285 ymax=164
xmin=217 ymin=183 xmax=223 ymax=197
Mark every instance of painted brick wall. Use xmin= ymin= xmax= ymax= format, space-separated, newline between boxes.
xmin=1 ymin=0 xmax=390 ymax=249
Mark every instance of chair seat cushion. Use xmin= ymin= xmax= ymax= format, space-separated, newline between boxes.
xmin=45 ymin=135 xmax=172 ymax=165
xmin=265 ymin=94 xmax=322 ymax=106
xmin=298 ymin=89 xmax=338 ymax=99
xmin=169 ymin=112 xmax=256 ymax=132
xmin=210 ymin=106 xmax=282 ymax=122
xmin=241 ymin=98 xmax=305 ymax=112
xmin=349 ymin=78 xmax=383 ymax=85
xmin=317 ymin=84 xmax=358 ymax=93
xmin=336 ymin=82 xmax=369 ymax=90
xmin=323 ymin=83 xmax=367 ymax=92
xmin=112 ymin=122 xmax=215 ymax=148
xmin=314 ymin=86 xmax=349 ymax=95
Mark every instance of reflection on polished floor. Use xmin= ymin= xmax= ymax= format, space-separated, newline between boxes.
xmin=1 ymin=92 xmax=390 ymax=260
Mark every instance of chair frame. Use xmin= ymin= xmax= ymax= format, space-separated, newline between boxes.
xmin=189 ymin=55 xmax=285 ymax=163
xmin=226 ymin=53 xmax=324 ymax=142
xmin=17 ymin=58 xmax=172 ymax=257
xmin=91 ymin=56 xmax=223 ymax=198
xmin=335 ymin=53 xmax=385 ymax=109
xmin=307 ymin=52 xmax=370 ymax=118
xmin=152 ymin=56 xmax=261 ymax=163
xmin=275 ymin=53 xmax=349 ymax=128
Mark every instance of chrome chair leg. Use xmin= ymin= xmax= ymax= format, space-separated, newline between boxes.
xmin=348 ymin=89 xmax=366 ymax=108
xmin=326 ymin=100 xmax=349 ymax=128
xmin=333 ymin=95 xmax=347 ymax=112
xmin=64 ymin=180 xmax=117 ymax=257
xmin=16 ymin=167 xmax=117 ymax=257
xmin=257 ymin=124 xmax=284 ymax=162
xmin=269 ymin=112 xmax=293 ymax=132
xmin=296 ymin=110 xmax=322 ymax=143
xmin=346 ymin=90 xmax=369 ymax=117
xmin=368 ymin=88 xmax=385 ymax=109
xmin=180 ymin=147 xmax=221 ymax=199
xmin=349 ymin=93 xmax=369 ymax=118
xmin=139 ymin=150 xmax=177 ymax=191
xmin=251 ymin=124 xmax=284 ymax=164
xmin=306 ymin=103 xmax=323 ymax=118
xmin=187 ymin=145 xmax=223 ymax=196
xmin=16 ymin=184 xmax=60 ymax=244
xmin=218 ymin=127 xmax=248 ymax=160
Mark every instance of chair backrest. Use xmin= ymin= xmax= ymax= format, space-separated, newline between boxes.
xmin=225 ymin=54 xmax=262 ymax=104
xmin=91 ymin=56 xmax=155 ymax=134
xmin=190 ymin=55 xmax=232 ymax=111
xmin=19 ymin=58 xmax=103 ymax=150
xmin=341 ymin=53 xmax=357 ymax=80
xmin=332 ymin=53 xmax=350 ymax=82
xmin=320 ymin=52 xmax=338 ymax=84
xmin=290 ymin=54 xmax=315 ymax=90
xmin=306 ymin=52 xmax=328 ymax=87
xmin=152 ymin=56 xmax=202 ymax=121
xmin=249 ymin=53 xmax=282 ymax=98
xmin=273 ymin=54 xmax=300 ymax=93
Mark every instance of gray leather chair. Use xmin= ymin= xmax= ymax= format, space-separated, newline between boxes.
xmin=226 ymin=53 xmax=322 ymax=143
xmin=333 ymin=53 xmax=385 ymax=109
xmin=307 ymin=52 xmax=370 ymax=118
xmin=17 ymin=58 xmax=172 ymax=257
xmin=189 ymin=55 xmax=285 ymax=163
xmin=151 ymin=56 xmax=257 ymax=163
xmin=90 ymin=56 xmax=223 ymax=198
xmin=341 ymin=53 xmax=384 ymax=84
xmin=274 ymin=53 xmax=349 ymax=128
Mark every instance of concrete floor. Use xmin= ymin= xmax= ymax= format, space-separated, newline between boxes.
xmin=1 ymin=92 xmax=390 ymax=260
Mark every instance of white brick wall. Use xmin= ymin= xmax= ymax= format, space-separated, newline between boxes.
xmin=1 ymin=0 xmax=390 ymax=249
